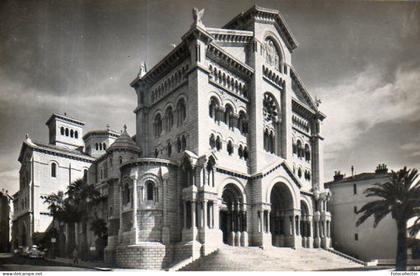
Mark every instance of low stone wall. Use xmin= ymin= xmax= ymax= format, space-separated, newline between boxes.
xmin=115 ymin=242 xmax=173 ymax=270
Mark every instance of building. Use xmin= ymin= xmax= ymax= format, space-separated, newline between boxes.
xmin=12 ymin=114 xmax=117 ymax=250
xmin=107 ymin=5 xmax=329 ymax=269
xmin=0 ymin=189 xmax=13 ymax=252
xmin=14 ymin=5 xmax=331 ymax=269
xmin=326 ymin=164 xmax=404 ymax=262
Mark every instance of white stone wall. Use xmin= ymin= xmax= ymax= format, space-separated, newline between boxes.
xmin=32 ymin=151 xmax=92 ymax=233
xmin=328 ymin=176 xmax=398 ymax=261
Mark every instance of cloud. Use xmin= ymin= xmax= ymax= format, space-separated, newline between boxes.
xmin=315 ymin=65 xmax=420 ymax=161
xmin=401 ymin=135 xmax=420 ymax=158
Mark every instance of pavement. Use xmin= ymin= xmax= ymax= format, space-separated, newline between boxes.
xmin=45 ymin=256 xmax=112 ymax=271
xmin=0 ymin=253 xmax=98 ymax=271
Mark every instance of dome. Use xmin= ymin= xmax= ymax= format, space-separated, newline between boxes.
xmin=108 ymin=125 xmax=141 ymax=153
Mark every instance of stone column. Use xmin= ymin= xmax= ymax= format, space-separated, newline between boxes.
xmin=131 ymin=175 xmax=138 ymax=245
xmin=241 ymin=209 xmax=248 ymax=247
xmin=161 ymin=168 xmax=170 ymax=244
xmin=192 ymin=201 xmax=197 ymax=229
xmin=203 ymin=200 xmax=208 ymax=229
xmin=210 ymin=202 xmax=214 ymax=228
xmin=183 ymin=201 xmax=187 ymax=229
xmin=290 ymin=216 xmax=294 ymax=235
xmin=118 ymin=182 xmax=123 ymax=240
xmin=308 ymin=218 xmax=313 ymax=248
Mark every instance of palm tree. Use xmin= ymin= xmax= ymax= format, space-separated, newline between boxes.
xmin=65 ymin=179 xmax=104 ymax=258
xmin=356 ymin=167 xmax=420 ymax=271
xmin=44 ymin=178 xmax=104 ymax=258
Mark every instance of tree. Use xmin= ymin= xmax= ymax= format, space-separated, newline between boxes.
xmin=43 ymin=178 xmax=105 ymax=258
xmin=90 ymin=218 xmax=108 ymax=259
xmin=356 ymin=167 xmax=420 ymax=271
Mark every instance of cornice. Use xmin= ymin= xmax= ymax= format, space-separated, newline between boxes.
xmin=130 ymin=42 xmax=190 ymax=88
xmin=290 ymin=68 xmax=317 ymax=110
xmin=206 ymin=27 xmax=254 ymax=44
xmin=207 ymin=42 xmax=254 ymax=79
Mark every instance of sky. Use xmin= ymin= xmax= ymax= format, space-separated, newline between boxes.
xmin=0 ymin=0 xmax=419 ymax=194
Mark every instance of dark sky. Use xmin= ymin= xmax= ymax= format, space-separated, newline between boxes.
xmin=1 ymin=0 xmax=420 ymax=194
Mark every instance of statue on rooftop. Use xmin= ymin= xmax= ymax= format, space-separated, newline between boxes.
xmin=138 ymin=62 xmax=147 ymax=78
xmin=192 ymin=8 xmax=205 ymax=26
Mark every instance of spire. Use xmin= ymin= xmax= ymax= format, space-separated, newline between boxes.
xmin=123 ymin=124 xmax=127 ymax=133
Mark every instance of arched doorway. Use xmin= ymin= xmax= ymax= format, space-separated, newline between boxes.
xmin=270 ymin=182 xmax=294 ymax=247
xmin=219 ymin=184 xmax=245 ymax=246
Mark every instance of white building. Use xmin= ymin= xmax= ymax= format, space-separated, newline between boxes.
xmin=326 ymin=164 xmax=410 ymax=263
xmin=13 ymin=114 xmax=100 ymax=249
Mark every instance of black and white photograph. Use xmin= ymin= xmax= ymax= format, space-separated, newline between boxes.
xmin=0 ymin=0 xmax=420 ymax=273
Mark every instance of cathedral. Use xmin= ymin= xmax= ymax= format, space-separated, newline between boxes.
xmin=13 ymin=5 xmax=331 ymax=269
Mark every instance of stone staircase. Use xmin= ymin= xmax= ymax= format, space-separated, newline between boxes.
xmin=180 ymin=245 xmax=365 ymax=271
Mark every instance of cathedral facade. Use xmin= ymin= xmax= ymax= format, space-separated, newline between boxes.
xmin=14 ymin=5 xmax=331 ymax=270
xmin=111 ymin=5 xmax=331 ymax=269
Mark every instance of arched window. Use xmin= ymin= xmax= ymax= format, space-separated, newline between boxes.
xmin=209 ymin=134 xmax=216 ymax=149
xmin=146 ymin=181 xmax=155 ymax=201
xmin=51 ymin=163 xmax=57 ymax=178
xmin=263 ymin=93 xmax=279 ymax=123
xmin=264 ymin=129 xmax=269 ymax=152
xmin=177 ymin=98 xmax=186 ymax=126
xmin=298 ymin=168 xmax=302 ymax=178
xmin=227 ymin=140 xmax=233 ymax=155
xmin=167 ymin=142 xmax=172 ymax=157
xmin=238 ymin=145 xmax=243 ymax=158
xmin=124 ymin=182 xmax=130 ymax=205
xmin=165 ymin=106 xmax=174 ymax=131
xmin=60 ymin=127 xmax=64 ymax=135
xmin=269 ymin=131 xmax=275 ymax=154
xmin=224 ymin=104 xmax=234 ymax=129
xmin=119 ymin=156 xmax=123 ymax=164
xmin=305 ymin=144 xmax=311 ymax=161
xmin=154 ymin=148 xmax=159 ymax=158
xmin=96 ymin=143 xmax=99 ymax=150
xmin=243 ymin=147 xmax=249 ymax=160
xmin=181 ymin=135 xmax=187 ymax=151
xmin=65 ymin=128 xmax=69 ymax=136
xmin=103 ymin=143 xmax=106 ymax=150
xmin=83 ymin=169 xmax=88 ymax=182
xmin=238 ymin=111 xmax=248 ymax=134
xmin=297 ymin=140 xmax=303 ymax=158
xmin=177 ymin=137 xmax=182 ymax=152
xmin=216 ymin=136 xmax=222 ymax=151
xmin=265 ymin=37 xmax=281 ymax=70
xmin=209 ymin=97 xmax=220 ymax=120
xmin=99 ymin=143 xmax=103 ymax=150
xmin=154 ymin=113 xmax=162 ymax=137
xmin=75 ymin=131 xmax=78 ymax=139
xmin=70 ymin=129 xmax=74 ymax=138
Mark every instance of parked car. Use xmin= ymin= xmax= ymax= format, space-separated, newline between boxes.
xmin=19 ymin=246 xmax=30 ymax=257
xmin=28 ymin=245 xmax=45 ymax=259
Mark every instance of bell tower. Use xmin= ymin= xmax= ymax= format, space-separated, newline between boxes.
xmin=45 ymin=113 xmax=85 ymax=150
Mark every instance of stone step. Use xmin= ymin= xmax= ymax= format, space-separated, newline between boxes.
xmin=181 ymin=246 xmax=365 ymax=271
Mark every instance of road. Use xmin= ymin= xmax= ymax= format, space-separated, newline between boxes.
xmin=0 ymin=253 xmax=95 ymax=271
